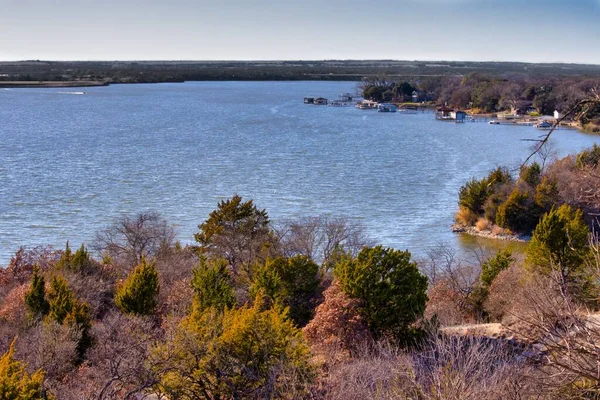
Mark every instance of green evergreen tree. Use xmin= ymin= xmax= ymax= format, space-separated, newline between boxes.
xmin=534 ymin=177 xmax=560 ymax=212
xmin=0 ymin=339 xmax=53 ymax=400
xmin=576 ymin=144 xmax=600 ymax=169
xmin=519 ymin=162 xmax=542 ymax=187
xmin=495 ymin=189 xmax=539 ymax=233
xmin=335 ymin=246 xmax=428 ymax=345
xmin=194 ymin=195 xmax=274 ymax=269
xmin=480 ymin=250 xmax=514 ymax=287
xmin=526 ymin=205 xmax=591 ymax=297
xmin=115 ymin=257 xmax=160 ymax=316
xmin=251 ymin=256 xmax=320 ymax=327
xmin=458 ymin=178 xmax=489 ymax=215
xmin=154 ymin=300 xmax=313 ymax=399
xmin=55 ymin=242 xmax=73 ymax=270
xmin=46 ymin=275 xmax=92 ymax=360
xmin=71 ymin=244 xmax=93 ymax=273
xmin=190 ymin=258 xmax=236 ymax=313
xmin=24 ymin=266 xmax=49 ymax=319
xmin=250 ymin=263 xmax=283 ymax=303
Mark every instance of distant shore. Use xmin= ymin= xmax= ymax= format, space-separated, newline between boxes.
xmin=0 ymin=81 xmax=108 ymax=88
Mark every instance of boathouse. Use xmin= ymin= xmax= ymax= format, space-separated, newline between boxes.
xmin=378 ymin=103 xmax=397 ymax=113
xmin=450 ymin=110 xmax=467 ymax=122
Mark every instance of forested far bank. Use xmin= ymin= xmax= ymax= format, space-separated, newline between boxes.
xmin=3 ymin=59 xmax=600 ymax=83
xmin=359 ymin=73 xmax=600 ymax=132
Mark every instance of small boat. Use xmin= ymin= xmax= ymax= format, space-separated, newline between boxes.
xmin=489 ymin=120 xmax=500 ymax=125
xmin=356 ymin=100 xmax=378 ymax=109
xmin=377 ymin=103 xmax=397 ymax=113
xmin=535 ymin=120 xmax=553 ymax=129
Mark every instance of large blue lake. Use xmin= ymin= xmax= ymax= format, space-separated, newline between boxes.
xmin=1 ymin=81 xmax=599 ymax=265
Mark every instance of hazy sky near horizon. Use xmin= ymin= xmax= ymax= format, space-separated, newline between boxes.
xmin=1 ymin=0 xmax=599 ymax=63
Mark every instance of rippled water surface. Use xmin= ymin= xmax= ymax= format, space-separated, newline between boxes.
xmin=1 ymin=81 xmax=599 ymax=265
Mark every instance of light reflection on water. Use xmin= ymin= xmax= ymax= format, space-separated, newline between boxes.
xmin=1 ymin=81 xmax=599 ymax=265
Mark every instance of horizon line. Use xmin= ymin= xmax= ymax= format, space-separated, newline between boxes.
xmin=2 ymin=59 xmax=600 ymax=67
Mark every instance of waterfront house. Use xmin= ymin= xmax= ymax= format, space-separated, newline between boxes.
xmin=435 ymin=106 xmax=454 ymax=120
xmin=411 ymin=90 xmax=419 ymax=102
xmin=511 ymin=101 xmax=533 ymax=116
xmin=314 ymin=97 xmax=328 ymax=105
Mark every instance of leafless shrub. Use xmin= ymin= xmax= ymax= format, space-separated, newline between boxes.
xmin=56 ymin=312 xmax=162 ymax=400
xmin=507 ymin=273 xmax=600 ymax=396
xmin=411 ymin=334 xmax=539 ymax=400
xmin=2 ymin=246 xmax=59 ymax=288
xmin=275 ymin=216 xmax=374 ymax=267
xmin=0 ymin=283 xmax=29 ymax=353
xmin=94 ymin=211 xmax=176 ymax=269
xmin=318 ymin=335 xmax=540 ymax=400
xmin=17 ymin=320 xmax=80 ymax=383
xmin=0 ymin=283 xmax=29 ymax=330
xmin=154 ymin=245 xmax=196 ymax=287
xmin=318 ymin=341 xmax=414 ymax=400
xmin=545 ymin=153 xmax=600 ymax=226
xmin=421 ymin=244 xmax=486 ymax=325
xmin=425 ymin=280 xmax=467 ymax=326
xmin=153 ymin=245 xmax=197 ymax=316
xmin=160 ymin=278 xmax=193 ymax=318
xmin=62 ymin=265 xmax=116 ymax=320
xmin=485 ymin=264 xmax=528 ymax=323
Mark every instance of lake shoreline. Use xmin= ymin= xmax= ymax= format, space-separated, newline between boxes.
xmin=452 ymin=224 xmax=530 ymax=243
xmin=0 ymin=81 xmax=109 ymax=88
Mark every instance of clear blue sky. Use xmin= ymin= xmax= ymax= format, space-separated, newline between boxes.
xmin=1 ymin=0 xmax=599 ymax=63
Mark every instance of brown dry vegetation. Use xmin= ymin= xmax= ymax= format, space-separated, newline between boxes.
xmin=4 ymin=173 xmax=600 ymax=398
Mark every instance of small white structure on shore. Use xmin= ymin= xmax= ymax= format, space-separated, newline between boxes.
xmin=411 ymin=90 xmax=419 ymax=102
xmin=554 ymin=110 xmax=563 ymax=120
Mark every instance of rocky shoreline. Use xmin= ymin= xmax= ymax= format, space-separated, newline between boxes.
xmin=452 ymin=224 xmax=530 ymax=242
